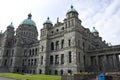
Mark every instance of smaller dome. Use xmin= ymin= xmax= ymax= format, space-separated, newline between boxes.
xmin=7 ymin=22 xmax=14 ymax=28
xmin=92 ymin=27 xmax=98 ymax=33
xmin=67 ymin=5 xmax=78 ymax=14
xmin=21 ymin=13 xmax=36 ymax=26
xmin=44 ymin=17 xmax=52 ymax=24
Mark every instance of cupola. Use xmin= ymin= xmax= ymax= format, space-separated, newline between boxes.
xmin=7 ymin=22 xmax=14 ymax=29
xmin=66 ymin=5 xmax=79 ymax=18
xmin=43 ymin=17 xmax=53 ymax=29
xmin=43 ymin=17 xmax=52 ymax=25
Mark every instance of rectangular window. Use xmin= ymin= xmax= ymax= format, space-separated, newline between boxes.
xmin=41 ymin=56 xmax=43 ymax=65
xmin=91 ymin=56 xmax=96 ymax=66
xmin=61 ymin=54 xmax=64 ymax=64
xmin=78 ymin=52 xmax=80 ymax=63
xmin=34 ymin=59 xmax=37 ymax=66
xmin=55 ymin=55 xmax=59 ymax=64
xmin=68 ymin=39 xmax=71 ymax=47
xmin=50 ymin=55 xmax=53 ymax=64
xmin=69 ymin=51 xmax=72 ymax=63
xmin=10 ymin=59 xmax=13 ymax=66
xmin=11 ymin=49 xmax=14 ymax=56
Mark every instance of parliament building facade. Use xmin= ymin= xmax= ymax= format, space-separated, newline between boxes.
xmin=0 ymin=6 xmax=120 ymax=75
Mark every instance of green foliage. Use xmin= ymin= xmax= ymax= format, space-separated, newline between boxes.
xmin=0 ymin=73 xmax=61 ymax=80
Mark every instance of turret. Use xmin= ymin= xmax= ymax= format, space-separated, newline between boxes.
xmin=64 ymin=5 xmax=81 ymax=28
xmin=43 ymin=17 xmax=53 ymax=29
xmin=2 ymin=23 xmax=15 ymax=47
xmin=40 ymin=17 xmax=53 ymax=38
xmin=66 ymin=5 xmax=79 ymax=19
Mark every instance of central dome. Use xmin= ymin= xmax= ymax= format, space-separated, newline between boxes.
xmin=21 ymin=13 xmax=36 ymax=26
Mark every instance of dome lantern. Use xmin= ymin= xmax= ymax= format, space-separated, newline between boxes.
xmin=20 ymin=13 xmax=36 ymax=26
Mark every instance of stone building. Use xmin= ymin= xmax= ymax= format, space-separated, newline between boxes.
xmin=0 ymin=5 xmax=120 ymax=75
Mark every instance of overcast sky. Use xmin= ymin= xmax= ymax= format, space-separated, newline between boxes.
xmin=0 ymin=0 xmax=120 ymax=45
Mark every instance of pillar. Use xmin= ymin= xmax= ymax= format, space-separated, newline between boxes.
xmin=113 ymin=54 xmax=118 ymax=71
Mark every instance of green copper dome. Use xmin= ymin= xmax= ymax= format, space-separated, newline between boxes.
xmin=7 ymin=22 xmax=14 ymax=28
xmin=44 ymin=17 xmax=52 ymax=24
xmin=21 ymin=13 xmax=36 ymax=26
xmin=92 ymin=27 xmax=98 ymax=33
xmin=67 ymin=5 xmax=78 ymax=14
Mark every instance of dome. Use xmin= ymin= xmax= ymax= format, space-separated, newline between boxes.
xmin=7 ymin=22 xmax=14 ymax=28
xmin=67 ymin=5 xmax=78 ymax=14
xmin=92 ymin=27 xmax=98 ymax=33
xmin=43 ymin=17 xmax=52 ymax=24
xmin=21 ymin=13 xmax=36 ymax=26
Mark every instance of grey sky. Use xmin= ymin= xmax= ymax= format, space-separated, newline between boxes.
xmin=0 ymin=0 xmax=120 ymax=45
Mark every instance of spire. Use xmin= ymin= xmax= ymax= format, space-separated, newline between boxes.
xmin=28 ymin=13 xmax=32 ymax=19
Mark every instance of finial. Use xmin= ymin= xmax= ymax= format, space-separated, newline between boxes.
xmin=57 ymin=17 xmax=59 ymax=23
xmin=47 ymin=17 xmax=49 ymax=20
xmin=28 ymin=13 xmax=32 ymax=19
xmin=11 ymin=22 xmax=13 ymax=25
xmin=71 ymin=5 xmax=73 ymax=8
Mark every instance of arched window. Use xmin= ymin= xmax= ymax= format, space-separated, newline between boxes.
xmin=56 ymin=41 xmax=59 ymax=50
xmin=61 ymin=70 xmax=63 ymax=75
xmin=68 ymin=70 xmax=72 ymax=74
xmin=61 ymin=40 xmax=64 ymax=49
xmin=51 ymin=42 xmax=54 ymax=50
xmin=39 ymin=69 xmax=42 ymax=74
xmin=55 ymin=70 xmax=58 ymax=75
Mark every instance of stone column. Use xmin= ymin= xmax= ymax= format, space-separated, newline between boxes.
xmin=116 ymin=54 xmax=120 ymax=70
xmin=113 ymin=54 xmax=118 ymax=71
xmin=103 ymin=55 xmax=107 ymax=72
xmin=96 ymin=56 xmax=99 ymax=71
